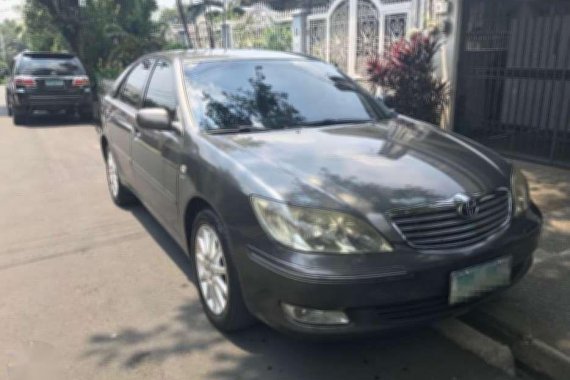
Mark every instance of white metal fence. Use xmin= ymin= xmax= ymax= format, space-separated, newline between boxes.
xmin=182 ymin=0 xmax=417 ymax=79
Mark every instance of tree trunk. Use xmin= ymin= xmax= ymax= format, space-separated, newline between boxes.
xmin=194 ymin=22 xmax=202 ymax=48
xmin=205 ymin=5 xmax=216 ymax=48
xmin=35 ymin=0 xmax=82 ymax=54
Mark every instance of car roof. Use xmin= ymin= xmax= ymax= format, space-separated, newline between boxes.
xmin=149 ymin=49 xmax=316 ymax=63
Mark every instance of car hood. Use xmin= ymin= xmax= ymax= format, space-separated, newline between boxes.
xmin=207 ymin=116 xmax=511 ymax=215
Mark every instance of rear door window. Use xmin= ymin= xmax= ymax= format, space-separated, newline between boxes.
xmin=16 ymin=56 xmax=85 ymax=76
xmin=143 ymin=60 xmax=177 ymax=117
xmin=119 ymin=59 xmax=154 ymax=108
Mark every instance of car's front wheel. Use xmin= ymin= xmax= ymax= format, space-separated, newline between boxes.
xmin=105 ymin=148 xmax=135 ymax=207
xmin=191 ymin=209 xmax=255 ymax=332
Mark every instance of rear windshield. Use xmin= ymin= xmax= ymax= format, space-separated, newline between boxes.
xmin=184 ymin=59 xmax=391 ymax=132
xmin=16 ymin=56 xmax=85 ymax=76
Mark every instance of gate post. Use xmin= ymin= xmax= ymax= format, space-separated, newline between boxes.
xmin=347 ymin=0 xmax=358 ymax=77
xmin=221 ymin=23 xmax=233 ymax=49
xmin=292 ymin=9 xmax=309 ymax=53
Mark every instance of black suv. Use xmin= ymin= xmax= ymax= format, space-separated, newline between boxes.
xmin=6 ymin=51 xmax=93 ymax=124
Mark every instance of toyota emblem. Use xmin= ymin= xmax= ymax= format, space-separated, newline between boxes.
xmin=458 ymin=197 xmax=479 ymax=218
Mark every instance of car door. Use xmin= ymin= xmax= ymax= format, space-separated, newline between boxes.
xmin=104 ymin=58 xmax=155 ymax=187
xmin=132 ymin=58 xmax=181 ymax=230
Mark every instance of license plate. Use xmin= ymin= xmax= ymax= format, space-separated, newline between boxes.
xmin=45 ymin=79 xmax=64 ymax=87
xmin=449 ymin=256 xmax=512 ymax=305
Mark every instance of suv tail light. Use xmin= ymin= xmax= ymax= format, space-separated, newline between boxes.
xmin=14 ymin=75 xmax=37 ymax=88
xmin=72 ymin=76 xmax=90 ymax=87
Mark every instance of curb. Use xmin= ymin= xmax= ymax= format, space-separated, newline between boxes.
xmin=461 ymin=311 xmax=570 ymax=380
xmin=434 ymin=318 xmax=516 ymax=377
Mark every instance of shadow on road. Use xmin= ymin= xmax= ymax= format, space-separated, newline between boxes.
xmin=10 ymin=113 xmax=96 ymax=128
xmin=130 ymin=205 xmax=194 ymax=282
xmin=80 ymin=205 xmax=508 ymax=379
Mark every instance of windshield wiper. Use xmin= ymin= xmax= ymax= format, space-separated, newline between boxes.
xmin=298 ymin=118 xmax=374 ymax=127
xmin=206 ymin=125 xmax=266 ymax=135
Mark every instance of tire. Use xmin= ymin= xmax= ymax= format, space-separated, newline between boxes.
xmin=191 ymin=209 xmax=255 ymax=332
xmin=105 ymin=147 xmax=136 ymax=207
xmin=6 ymin=98 xmax=12 ymax=116
xmin=13 ymin=109 xmax=27 ymax=125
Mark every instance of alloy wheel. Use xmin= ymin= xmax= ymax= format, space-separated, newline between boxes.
xmin=106 ymin=151 xmax=119 ymax=199
xmin=195 ymin=224 xmax=229 ymax=315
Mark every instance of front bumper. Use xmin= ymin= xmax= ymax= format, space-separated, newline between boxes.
xmin=235 ymin=204 xmax=542 ymax=336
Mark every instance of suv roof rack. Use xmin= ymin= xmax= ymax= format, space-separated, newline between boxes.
xmin=21 ymin=51 xmax=76 ymax=59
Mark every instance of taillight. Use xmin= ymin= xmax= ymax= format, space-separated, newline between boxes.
xmin=14 ymin=75 xmax=37 ymax=88
xmin=72 ymin=76 xmax=90 ymax=87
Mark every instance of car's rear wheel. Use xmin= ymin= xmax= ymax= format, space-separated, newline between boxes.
xmin=6 ymin=97 xmax=12 ymax=116
xmin=80 ymin=110 xmax=93 ymax=122
xmin=12 ymin=107 xmax=27 ymax=125
xmin=191 ymin=209 xmax=255 ymax=332
xmin=105 ymin=148 xmax=135 ymax=207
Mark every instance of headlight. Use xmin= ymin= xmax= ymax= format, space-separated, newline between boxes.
xmin=511 ymin=167 xmax=529 ymax=216
xmin=251 ymin=196 xmax=392 ymax=254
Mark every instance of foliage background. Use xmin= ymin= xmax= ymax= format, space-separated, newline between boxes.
xmin=17 ymin=0 xmax=168 ymax=84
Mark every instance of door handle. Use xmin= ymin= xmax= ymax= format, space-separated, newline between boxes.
xmin=113 ymin=117 xmax=133 ymax=133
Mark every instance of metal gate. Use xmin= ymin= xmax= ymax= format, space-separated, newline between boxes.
xmin=454 ymin=0 xmax=570 ymax=166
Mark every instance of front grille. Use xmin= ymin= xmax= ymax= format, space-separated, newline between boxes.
xmin=389 ymin=190 xmax=511 ymax=250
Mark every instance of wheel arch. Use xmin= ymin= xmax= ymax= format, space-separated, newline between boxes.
xmin=183 ymin=196 xmax=217 ymax=249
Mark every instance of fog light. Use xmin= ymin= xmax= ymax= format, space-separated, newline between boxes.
xmin=281 ymin=303 xmax=349 ymax=326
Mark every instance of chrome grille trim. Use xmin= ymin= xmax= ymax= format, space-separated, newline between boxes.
xmin=388 ymin=188 xmax=512 ymax=250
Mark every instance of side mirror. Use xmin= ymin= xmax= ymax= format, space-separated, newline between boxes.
xmin=136 ymin=108 xmax=171 ymax=131
xmin=375 ymin=96 xmax=398 ymax=117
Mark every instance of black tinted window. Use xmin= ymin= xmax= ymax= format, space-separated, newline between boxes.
xmin=119 ymin=59 xmax=154 ymax=108
xmin=16 ymin=56 xmax=85 ymax=76
xmin=144 ymin=60 xmax=177 ymax=116
xmin=185 ymin=60 xmax=390 ymax=132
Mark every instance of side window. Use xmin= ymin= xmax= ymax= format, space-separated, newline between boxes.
xmin=119 ymin=59 xmax=154 ymax=108
xmin=143 ymin=60 xmax=177 ymax=117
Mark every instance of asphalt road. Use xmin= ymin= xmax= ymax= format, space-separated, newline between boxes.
xmin=0 ymin=91 xmax=516 ymax=380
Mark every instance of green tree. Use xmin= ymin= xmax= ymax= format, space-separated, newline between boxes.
xmin=32 ymin=0 xmax=82 ymax=53
xmin=0 ymin=20 xmax=28 ymax=66
xmin=184 ymin=0 xmax=243 ymax=48
xmin=159 ymin=7 xmax=180 ymax=25
xmin=186 ymin=0 xmax=220 ymax=48
xmin=23 ymin=0 xmax=166 ymax=80
xmin=23 ymin=3 xmax=67 ymax=52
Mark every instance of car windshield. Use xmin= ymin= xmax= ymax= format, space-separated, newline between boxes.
xmin=16 ymin=56 xmax=85 ymax=76
xmin=184 ymin=59 xmax=391 ymax=133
